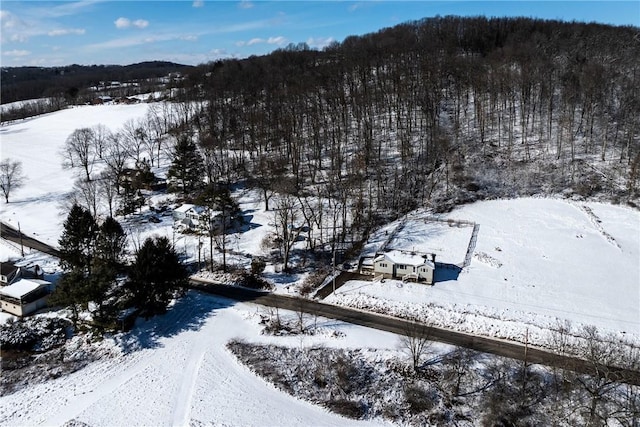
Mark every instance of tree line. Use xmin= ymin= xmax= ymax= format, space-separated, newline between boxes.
xmin=1 ymin=61 xmax=190 ymax=106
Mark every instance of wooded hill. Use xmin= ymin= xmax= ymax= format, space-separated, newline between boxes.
xmin=1 ymin=61 xmax=190 ymax=105
xmin=168 ymin=16 xmax=639 ymax=226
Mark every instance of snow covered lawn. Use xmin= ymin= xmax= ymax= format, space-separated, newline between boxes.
xmin=329 ymin=198 xmax=640 ymax=349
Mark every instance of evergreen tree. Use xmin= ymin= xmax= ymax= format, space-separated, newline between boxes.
xmin=52 ymin=207 xmax=125 ymax=328
xmin=48 ymin=269 xmax=86 ymax=326
xmin=58 ymin=204 xmax=98 ymax=274
xmin=126 ymin=236 xmax=188 ymax=317
xmin=95 ymin=216 xmax=126 ymax=271
xmin=92 ymin=216 xmax=127 ymax=327
xmin=50 ymin=205 xmax=97 ymax=325
xmin=117 ymin=180 xmax=145 ymax=216
xmin=167 ymin=136 xmax=205 ymax=197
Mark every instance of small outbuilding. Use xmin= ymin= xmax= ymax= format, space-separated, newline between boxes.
xmin=373 ymin=250 xmax=435 ymax=284
xmin=0 ymin=279 xmax=53 ymax=316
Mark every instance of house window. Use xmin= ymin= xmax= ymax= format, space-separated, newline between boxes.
xmin=379 ymin=263 xmax=387 ymax=268
xmin=397 ymin=264 xmax=406 ymax=270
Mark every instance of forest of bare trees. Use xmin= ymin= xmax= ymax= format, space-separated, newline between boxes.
xmin=171 ymin=16 xmax=638 ymax=230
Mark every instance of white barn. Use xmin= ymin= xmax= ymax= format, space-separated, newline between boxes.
xmin=373 ymin=250 xmax=435 ymax=284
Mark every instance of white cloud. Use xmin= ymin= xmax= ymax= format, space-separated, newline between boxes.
xmin=48 ymin=28 xmax=86 ymax=37
xmin=115 ymin=17 xmax=149 ymax=29
xmin=193 ymin=0 xmax=204 ymax=8
xmin=246 ymin=37 xmax=264 ymax=46
xmin=243 ymin=36 xmax=287 ymax=46
xmin=238 ymin=1 xmax=254 ymax=9
xmin=3 ymin=49 xmax=30 ymax=57
xmin=133 ymin=19 xmax=149 ymax=29
xmin=9 ymin=34 xmax=28 ymax=43
xmin=114 ymin=17 xmax=130 ymax=29
xmin=1 ymin=10 xmax=23 ymax=33
xmin=210 ymin=48 xmax=228 ymax=57
xmin=180 ymin=35 xmax=198 ymax=42
xmin=267 ymin=36 xmax=287 ymax=45
xmin=307 ymin=36 xmax=335 ymax=50
xmin=37 ymin=1 xmax=104 ymax=19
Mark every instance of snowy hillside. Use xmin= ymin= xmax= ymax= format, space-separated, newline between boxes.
xmin=1 ymin=104 xmax=152 ymax=247
xmin=0 ymin=292 xmax=395 ymax=426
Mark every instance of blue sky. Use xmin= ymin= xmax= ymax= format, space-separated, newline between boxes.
xmin=1 ymin=1 xmax=638 ymax=67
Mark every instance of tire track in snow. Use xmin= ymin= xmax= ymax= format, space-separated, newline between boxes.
xmin=171 ymin=329 xmax=209 ymax=426
xmin=39 ymin=294 xmax=212 ymax=426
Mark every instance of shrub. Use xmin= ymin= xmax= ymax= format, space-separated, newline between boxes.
xmin=405 ymin=384 xmax=438 ymax=414
xmin=250 ymin=257 xmax=267 ymax=276
xmin=0 ymin=317 xmax=70 ymax=352
xmin=324 ymin=399 xmax=365 ymax=419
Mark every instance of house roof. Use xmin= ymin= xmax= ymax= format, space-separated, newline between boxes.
xmin=1 ymin=262 xmax=18 ymax=277
xmin=374 ymin=250 xmax=435 ymax=268
xmin=174 ymin=204 xmax=206 ymax=214
xmin=0 ymin=279 xmax=50 ymax=299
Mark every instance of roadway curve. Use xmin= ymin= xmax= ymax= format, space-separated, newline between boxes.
xmin=0 ymin=221 xmax=60 ymax=257
xmin=190 ymin=278 xmax=640 ymax=386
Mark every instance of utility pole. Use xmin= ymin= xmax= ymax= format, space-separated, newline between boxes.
xmin=332 ymin=248 xmax=336 ymax=294
xmin=18 ymin=221 xmax=24 ymax=256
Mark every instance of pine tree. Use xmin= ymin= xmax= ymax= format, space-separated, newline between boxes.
xmin=92 ymin=216 xmax=127 ymax=327
xmin=51 ymin=205 xmax=98 ymax=326
xmin=167 ymin=136 xmax=205 ymax=197
xmin=58 ymin=204 xmax=98 ymax=274
xmin=95 ymin=216 xmax=126 ymax=271
xmin=52 ymin=207 xmax=125 ymax=328
xmin=117 ymin=181 xmax=145 ymax=216
xmin=48 ymin=270 xmax=86 ymax=326
xmin=126 ymin=236 xmax=188 ymax=317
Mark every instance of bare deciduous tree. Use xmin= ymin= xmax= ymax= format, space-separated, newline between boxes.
xmin=97 ymin=170 xmax=119 ymax=217
xmin=399 ymin=321 xmax=433 ymax=372
xmin=0 ymin=158 xmax=25 ymax=203
xmin=273 ymin=194 xmax=303 ymax=272
xmin=102 ymin=132 xmax=131 ymax=194
xmin=62 ymin=127 xmax=97 ymax=181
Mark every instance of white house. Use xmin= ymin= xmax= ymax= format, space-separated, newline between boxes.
xmin=173 ymin=204 xmax=229 ymax=232
xmin=173 ymin=204 xmax=206 ymax=225
xmin=373 ymin=250 xmax=435 ymax=284
xmin=0 ymin=279 xmax=53 ymax=316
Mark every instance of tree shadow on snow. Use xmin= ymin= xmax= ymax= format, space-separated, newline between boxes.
xmin=236 ymin=214 xmax=262 ymax=233
xmin=116 ymin=290 xmax=236 ymax=353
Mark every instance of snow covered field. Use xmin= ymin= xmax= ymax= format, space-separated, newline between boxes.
xmin=1 ymin=104 xmax=152 ymax=247
xmin=329 ymin=198 xmax=640 ymax=349
xmin=0 ymin=291 xmax=397 ymax=426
